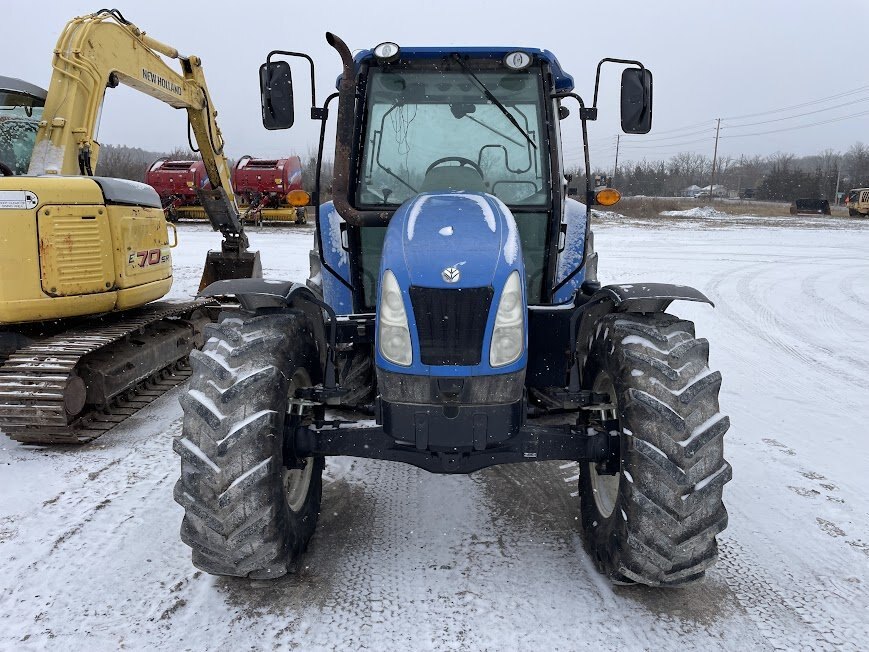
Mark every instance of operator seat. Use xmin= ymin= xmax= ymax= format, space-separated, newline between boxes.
xmin=420 ymin=166 xmax=485 ymax=193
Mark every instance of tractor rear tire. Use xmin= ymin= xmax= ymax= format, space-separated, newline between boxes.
xmin=578 ymin=313 xmax=731 ymax=586
xmin=174 ymin=311 xmax=323 ymax=579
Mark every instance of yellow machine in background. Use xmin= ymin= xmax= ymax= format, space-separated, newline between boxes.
xmin=0 ymin=176 xmax=175 ymax=323
xmin=0 ymin=9 xmax=258 ymax=444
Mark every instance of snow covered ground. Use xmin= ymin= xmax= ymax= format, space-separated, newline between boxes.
xmin=2 ymin=215 xmax=868 ymax=650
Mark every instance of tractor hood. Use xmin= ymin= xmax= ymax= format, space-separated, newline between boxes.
xmin=382 ymin=191 xmax=522 ymax=288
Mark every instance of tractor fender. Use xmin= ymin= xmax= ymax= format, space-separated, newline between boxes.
xmin=528 ymin=283 xmax=711 ymax=388
xmin=571 ymin=282 xmax=713 ymax=365
xmin=598 ymin=282 xmax=713 ymax=313
xmin=200 ymin=278 xmax=329 ymax=372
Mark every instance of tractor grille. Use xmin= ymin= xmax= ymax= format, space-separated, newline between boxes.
xmin=409 ymin=286 xmax=494 ymax=366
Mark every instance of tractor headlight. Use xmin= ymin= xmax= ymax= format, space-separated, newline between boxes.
xmin=490 ymin=270 xmax=525 ymax=367
xmin=378 ymin=269 xmax=412 ymax=366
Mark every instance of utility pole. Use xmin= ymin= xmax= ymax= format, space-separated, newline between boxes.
xmin=612 ymin=134 xmax=620 ymax=186
xmin=834 ymin=164 xmax=842 ymax=205
xmin=709 ymin=118 xmax=721 ymax=201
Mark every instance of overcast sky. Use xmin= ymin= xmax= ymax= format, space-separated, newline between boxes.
xmin=7 ymin=0 xmax=868 ymax=171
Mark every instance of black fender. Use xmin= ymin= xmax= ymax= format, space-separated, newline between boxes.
xmin=528 ymin=283 xmax=712 ymax=389
xmin=573 ymin=282 xmax=712 ymax=359
xmin=595 ymin=282 xmax=713 ymax=313
xmin=557 ymin=283 xmax=712 ymax=392
xmin=200 ymin=279 xmax=331 ymax=380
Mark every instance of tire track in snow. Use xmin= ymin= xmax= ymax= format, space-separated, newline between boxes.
xmin=2 ymin=417 xmax=182 ymax=554
xmin=202 ymin=458 xmax=506 ymax=650
xmin=482 ymin=460 xmax=767 ymax=650
xmin=735 ymin=262 xmax=839 ymax=373
xmin=704 ymin=259 xmax=799 ymax=389
xmin=550 ymin=451 xmax=868 ymax=651
xmin=0 ymin=406 xmax=189 ymax=649
xmin=182 ymin=455 xmax=764 ymax=651
xmin=305 ymin=459 xmax=501 ymax=650
xmin=839 ymin=270 xmax=869 ymax=313
xmin=800 ymin=263 xmax=869 ymax=337
xmin=716 ymin=536 xmax=869 ymax=651
xmin=545 ymin=399 xmax=868 ymax=651
xmin=706 ymin=254 xmax=864 ymax=387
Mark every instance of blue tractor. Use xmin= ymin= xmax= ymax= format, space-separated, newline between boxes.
xmin=175 ymin=35 xmax=731 ymax=587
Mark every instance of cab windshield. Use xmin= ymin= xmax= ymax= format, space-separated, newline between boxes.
xmin=0 ymin=90 xmax=44 ymax=175
xmin=357 ymin=66 xmax=549 ymax=207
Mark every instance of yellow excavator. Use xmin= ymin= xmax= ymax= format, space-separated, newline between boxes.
xmin=0 ymin=9 xmax=260 ymax=444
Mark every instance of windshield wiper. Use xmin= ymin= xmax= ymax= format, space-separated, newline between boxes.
xmin=464 ymin=113 xmax=525 ymax=147
xmin=452 ymin=53 xmax=537 ymax=150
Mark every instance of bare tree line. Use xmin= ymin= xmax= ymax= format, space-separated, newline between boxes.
xmin=570 ymin=143 xmax=869 ymax=200
xmin=95 ymin=144 xmax=198 ymax=181
xmin=98 ymin=140 xmax=869 ymax=204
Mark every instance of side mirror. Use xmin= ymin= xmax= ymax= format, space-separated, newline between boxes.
xmin=259 ymin=61 xmax=294 ymax=130
xmin=620 ymin=67 xmax=652 ymax=134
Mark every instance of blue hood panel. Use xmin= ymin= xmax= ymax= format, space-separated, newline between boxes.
xmin=389 ymin=192 xmax=519 ymax=288
xmin=377 ymin=191 xmax=527 ymax=377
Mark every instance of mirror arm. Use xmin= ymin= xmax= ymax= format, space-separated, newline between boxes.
xmin=556 ymin=92 xmax=594 ymax=209
xmin=266 ymin=49 xmax=318 ymax=107
xmin=314 ymin=92 xmax=340 ymax=212
xmin=592 ymin=57 xmax=647 ymax=109
xmin=313 ymin=92 xmax=353 ymax=292
xmin=549 ymin=91 xmax=596 ymax=299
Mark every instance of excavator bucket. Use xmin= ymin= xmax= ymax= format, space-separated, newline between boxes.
xmin=199 ymin=249 xmax=262 ymax=292
xmin=195 ymin=186 xmax=263 ymax=291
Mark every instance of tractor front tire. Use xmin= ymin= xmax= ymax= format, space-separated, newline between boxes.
xmin=174 ymin=311 xmax=323 ymax=579
xmin=578 ymin=313 xmax=731 ymax=586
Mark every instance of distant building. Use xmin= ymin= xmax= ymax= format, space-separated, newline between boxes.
xmin=681 ymin=184 xmax=702 ymax=197
xmin=696 ymin=184 xmax=728 ymax=198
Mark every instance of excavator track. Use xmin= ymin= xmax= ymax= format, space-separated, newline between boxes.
xmin=0 ymin=300 xmax=214 ymax=445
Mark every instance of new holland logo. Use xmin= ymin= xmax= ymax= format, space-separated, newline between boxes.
xmin=142 ymin=68 xmax=183 ymax=96
xmin=442 ymin=267 xmax=460 ymax=283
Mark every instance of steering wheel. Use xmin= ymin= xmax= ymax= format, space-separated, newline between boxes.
xmin=425 ymin=156 xmax=485 ymax=178
xmin=0 ymin=161 xmax=14 ymax=177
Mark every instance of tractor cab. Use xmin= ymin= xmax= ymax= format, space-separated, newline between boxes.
xmin=260 ymin=41 xmax=651 ymax=313
xmin=349 ymin=47 xmax=564 ymax=308
xmin=0 ymin=77 xmax=47 ymax=176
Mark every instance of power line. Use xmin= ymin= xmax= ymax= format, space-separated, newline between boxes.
xmin=624 ymin=118 xmax=715 ymax=136
xmin=720 ymin=108 xmax=869 ymax=138
xmin=565 ymin=133 xmax=714 ymax=156
xmin=620 ymin=127 xmax=717 ymax=143
xmin=614 ymin=136 xmax=716 ymax=150
xmin=572 ymin=86 xmax=869 ymax=167
xmin=581 ymin=122 xmax=716 ymax=150
xmin=723 ymin=96 xmax=869 ymax=129
xmin=721 ymin=85 xmax=869 ymax=120
xmin=584 ymin=135 xmax=618 ymax=146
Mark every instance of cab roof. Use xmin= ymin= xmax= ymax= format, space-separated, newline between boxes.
xmin=349 ymin=47 xmax=575 ymax=93
xmin=0 ymin=76 xmax=47 ymax=102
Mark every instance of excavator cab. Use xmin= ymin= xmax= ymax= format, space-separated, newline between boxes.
xmin=0 ymin=76 xmax=46 ymax=176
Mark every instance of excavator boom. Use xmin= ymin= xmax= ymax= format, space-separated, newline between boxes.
xmin=28 ymin=8 xmax=258 ymax=285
